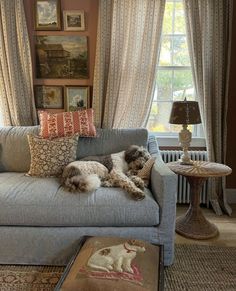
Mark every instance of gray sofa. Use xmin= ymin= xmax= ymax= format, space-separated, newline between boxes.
xmin=0 ymin=126 xmax=177 ymax=266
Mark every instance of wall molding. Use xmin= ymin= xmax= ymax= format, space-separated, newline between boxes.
xmin=226 ymin=188 xmax=236 ymax=204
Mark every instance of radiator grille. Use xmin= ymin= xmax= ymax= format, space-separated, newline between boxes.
xmin=160 ymin=150 xmax=209 ymax=204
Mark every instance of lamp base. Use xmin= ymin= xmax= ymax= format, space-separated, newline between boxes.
xmin=179 ymin=158 xmax=194 ymax=165
xmin=179 ymin=125 xmax=194 ymax=165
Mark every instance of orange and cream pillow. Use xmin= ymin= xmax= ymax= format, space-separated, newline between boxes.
xmin=137 ymin=157 xmax=156 ymax=186
xmin=38 ymin=109 xmax=96 ymax=139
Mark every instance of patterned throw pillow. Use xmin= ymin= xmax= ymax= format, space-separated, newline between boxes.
xmin=137 ymin=157 xmax=156 ymax=186
xmin=27 ymin=134 xmax=79 ymax=177
xmin=39 ymin=109 xmax=96 ymax=139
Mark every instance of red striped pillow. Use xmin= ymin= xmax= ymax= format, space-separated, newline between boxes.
xmin=39 ymin=109 xmax=96 ymax=139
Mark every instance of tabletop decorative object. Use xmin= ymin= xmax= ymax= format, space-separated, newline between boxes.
xmin=169 ymin=98 xmax=201 ymax=165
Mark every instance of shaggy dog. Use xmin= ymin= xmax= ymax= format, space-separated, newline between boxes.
xmin=61 ymin=145 xmax=151 ymax=200
xmin=61 ymin=161 xmax=109 ymax=192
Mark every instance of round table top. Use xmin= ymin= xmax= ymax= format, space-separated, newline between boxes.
xmin=167 ymin=161 xmax=232 ymax=178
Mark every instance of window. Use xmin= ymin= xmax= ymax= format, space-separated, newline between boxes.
xmin=147 ymin=0 xmax=202 ymax=139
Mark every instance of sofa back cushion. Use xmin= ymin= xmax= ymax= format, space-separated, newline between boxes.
xmin=0 ymin=126 xmax=39 ymax=172
xmin=0 ymin=126 xmax=148 ymax=172
xmin=77 ymin=128 xmax=148 ymax=159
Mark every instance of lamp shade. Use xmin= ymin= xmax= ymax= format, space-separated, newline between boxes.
xmin=169 ymin=100 xmax=201 ymax=125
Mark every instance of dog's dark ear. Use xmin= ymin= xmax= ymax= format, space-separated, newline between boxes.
xmin=125 ymin=145 xmax=139 ymax=163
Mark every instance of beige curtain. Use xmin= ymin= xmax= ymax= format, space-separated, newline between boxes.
xmin=93 ymin=0 xmax=166 ymax=128
xmin=183 ymin=0 xmax=233 ymax=215
xmin=0 ymin=0 xmax=37 ymax=126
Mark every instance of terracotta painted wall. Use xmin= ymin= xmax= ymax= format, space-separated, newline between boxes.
xmin=23 ymin=0 xmax=99 ymax=111
xmin=22 ymin=1 xmax=236 ymax=188
xmin=226 ymin=4 xmax=236 ymax=188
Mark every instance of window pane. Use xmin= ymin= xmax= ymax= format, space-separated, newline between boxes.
xmin=147 ymin=102 xmax=173 ymax=133
xmin=159 ymin=36 xmax=172 ymax=66
xmin=162 ymin=2 xmax=173 ymax=35
xmin=173 ymin=36 xmax=190 ymax=66
xmin=173 ymin=70 xmax=195 ymax=100
xmin=156 ymin=70 xmax=172 ymax=101
xmin=174 ymin=3 xmax=186 ymax=34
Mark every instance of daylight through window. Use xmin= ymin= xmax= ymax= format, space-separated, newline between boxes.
xmin=147 ymin=0 xmax=199 ymax=136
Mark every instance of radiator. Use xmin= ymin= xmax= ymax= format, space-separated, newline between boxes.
xmin=160 ymin=150 xmax=209 ymax=204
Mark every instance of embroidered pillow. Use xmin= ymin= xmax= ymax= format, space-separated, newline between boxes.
xmin=137 ymin=157 xmax=156 ymax=186
xmin=39 ymin=109 xmax=96 ymax=139
xmin=27 ymin=134 xmax=79 ymax=177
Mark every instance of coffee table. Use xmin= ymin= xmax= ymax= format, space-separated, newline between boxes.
xmin=55 ymin=236 xmax=164 ymax=291
xmin=167 ymin=161 xmax=232 ymax=239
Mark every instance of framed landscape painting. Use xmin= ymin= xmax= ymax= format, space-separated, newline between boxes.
xmin=65 ymin=86 xmax=90 ymax=111
xmin=63 ymin=10 xmax=85 ymax=31
xmin=35 ymin=35 xmax=88 ymax=79
xmin=34 ymin=85 xmax=64 ymax=109
xmin=34 ymin=0 xmax=61 ymax=30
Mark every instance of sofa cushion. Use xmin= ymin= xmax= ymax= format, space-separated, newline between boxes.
xmin=39 ymin=109 xmax=96 ymax=138
xmin=0 ymin=173 xmax=159 ymax=227
xmin=27 ymin=135 xmax=78 ymax=177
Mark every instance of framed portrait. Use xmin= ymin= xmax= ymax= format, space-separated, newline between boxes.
xmin=65 ymin=86 xmax=90 ymax=112
xmin=34 ymin=85 xmax=64 ymax=109
xmin=35 ymin=35 xmax=89 ymax=79
xmin=34 ymin=0 xmax=61 ymax=30
xmin=63 ymin=10 xmax=85 ymax=31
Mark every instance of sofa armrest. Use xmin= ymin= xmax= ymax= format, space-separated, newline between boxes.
xmin=148 ymin=135 xmax=177 ymax=215
xmin=150 ymin=154 xmax=177 ymax=266
xmin=151 ymin=155 xmax=177 ymax=214
xmin=147 ymin=135 xmax=177 ymax=265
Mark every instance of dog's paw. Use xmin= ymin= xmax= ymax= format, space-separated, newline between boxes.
xmin=101 ymin=180 xmax=113 ymax=187
xmin=130 ymin=176 xmax=145 ymax=190
xmin=132 ymin=190 xmax=145 ymax=201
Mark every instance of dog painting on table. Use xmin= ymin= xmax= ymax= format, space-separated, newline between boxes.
xmin=87 ymin=239 xmax=145 ymax=273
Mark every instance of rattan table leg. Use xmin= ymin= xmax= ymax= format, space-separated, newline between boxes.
xmin=176 ymin=176 xmax=219 ymax=239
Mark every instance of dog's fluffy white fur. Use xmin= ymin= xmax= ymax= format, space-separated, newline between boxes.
xmin=61 ymin=145 xmax=151 ymax=200
xmin=61 ymin=161 xmax=108 ymax=192
xmin=69 ymin=174 xmax=101 ymax=193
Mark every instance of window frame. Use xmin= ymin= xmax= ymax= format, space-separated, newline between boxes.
xmin=147 ymin=0 xmax=205 ymax=146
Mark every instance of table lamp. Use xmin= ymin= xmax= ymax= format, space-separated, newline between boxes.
xmin=169 ymin=98 xmax=201 ymax=165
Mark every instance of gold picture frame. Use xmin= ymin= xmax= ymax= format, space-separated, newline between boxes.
xmin=63 ymin=10 xmax=85 ymax=31
xmin=34 ymin=0 xmax=61 ymax=31
xmin=65 ymin=86 xmax=90 ymax=112
xmin=34 ymin=85 xmax=64 ymax=109
xmin=35 ymin=35 xmax=89 ymax=79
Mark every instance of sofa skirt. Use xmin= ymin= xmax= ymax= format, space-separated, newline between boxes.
xmin=0 ymin=226 xmax=174 ymax=266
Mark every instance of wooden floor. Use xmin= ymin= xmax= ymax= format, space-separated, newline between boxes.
xmin=175 ymin=204 xmax=236 ymax=247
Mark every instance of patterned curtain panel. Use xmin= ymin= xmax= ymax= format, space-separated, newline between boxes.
xmin=183 ymin=0 xmax=233 ymax=215
xmin=93 ymin=0 xmax=166 ymax=128
xmin=0 ymin=0 xmax=37 ymax=126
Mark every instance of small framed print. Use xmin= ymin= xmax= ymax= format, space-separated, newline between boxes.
xmin=34 ymin=85 xmax=64 ymax=109
xmin=65 ymin=86 xmax=90 ymax=112
xmin=63 ymin=10 xmax=85 ymax=31
xmin=35 ymin=0 xmax=61 ymax=30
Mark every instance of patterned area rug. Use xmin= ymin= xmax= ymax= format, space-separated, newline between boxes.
xmin=0 ymin=244 xmax=235 ymax=290
xmin=0 ymin=265 xmax=64 ymax=291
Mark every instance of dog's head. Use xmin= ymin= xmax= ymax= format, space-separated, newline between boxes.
xmin=125 ymin=145 xmax=151 ymax=171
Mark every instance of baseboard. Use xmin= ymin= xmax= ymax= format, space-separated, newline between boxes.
xmin=226 ymin=188 xmax=236 ymax=204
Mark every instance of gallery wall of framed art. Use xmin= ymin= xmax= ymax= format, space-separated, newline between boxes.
xmin=23 ymin=0 xmax=99 ymax=113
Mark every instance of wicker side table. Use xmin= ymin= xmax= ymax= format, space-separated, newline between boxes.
xmin=167 ymin=161 xmax=232 ymax=239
